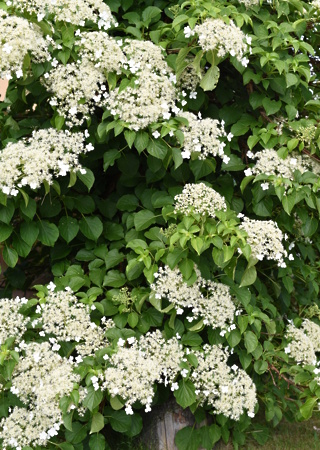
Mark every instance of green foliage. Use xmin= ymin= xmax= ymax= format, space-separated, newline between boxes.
xmin=1 ymin=0 xmax=320 ymax=449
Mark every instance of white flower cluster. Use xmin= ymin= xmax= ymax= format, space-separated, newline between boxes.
xmin=249 ymin=148 xmax=320 ymax=181
xmin=191 ymin=18 xmax=250 ymax=67
xmin=0 ymin=129 xmax=89 ymax=194
xmin=238 ymin=0 xmax=260 ymax=7
xmin=9 ymin=0 xmax=115 ymax=28
xmin=301 ymin=320 xmax=320 ymax=352
xmin=239 ymin=217 xmax=287 ymax=266
xmin=105 ymin=40 xmax=177 ymax=130
xmin=0 ymin=297 xmax=29 ymax=345
xmin=285 ymin=323 xmax=317 ymax=366
xmin=311 ymin=0 xmax=320 ymax=11
xmin=43 ymin=31 xmax=124 ymax=127
xmin=79 ymin=31 xmax=124 ymax=73
xmin=0 ymin=342 xmax=79 ymax=448
xmin=151 ymin=266 xmax=235 ymax=330
xmin=102 ymin=331 xmax=184 ymax=413
xmin=174 ymin=183 xmax=227 ymax=218
xmin=43 ymin=61 xmax=106 ymax=127
xmin=191 ymin=344 xmax=257 ymax=420
xmin=41 ymin=289 xmax=114 ymax=356
xmin=177 ymin=64 xmax=203 ymax=94
xmin=0 ymin=12 xmax=49 ymax=79
xmin=178 ymin=112 xmax=228 ymax=160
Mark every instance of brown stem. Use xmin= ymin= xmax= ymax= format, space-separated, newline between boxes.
xmin=268 ymin=363 xmax=304 ymax=391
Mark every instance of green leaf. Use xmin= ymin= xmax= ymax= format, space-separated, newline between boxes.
xmin=55 ymin=115 xmax=65 ymax=130
xmin=174 ymin=379 xmax=196 ymax=408
xmin=240 ymin=266 xmax=257 ymax=287
xmin=103 ymin=270 xmax=126 ymax=288
xmin=59 ymin=443 xmax=75 ymax=450
xmin=109 ymin=410 xmax=132 ymax=432
xmin=105 ymin=249 xmax=125 ymax=270
xmin=20 ymin=222 xmax=39 ymax=246
xmin=181 ymin=332 xmax=203 ymax=347
xmin=3 ymin=247 xmax=18 ymax=267
xmin=175 ymin=426 xmax=201 ymax=450
xmin=62 ymin=411 xmax=74 ymax=431
xmin=79 ymin=217 xmax=103 ymax=241
xmin=262 ymin=98 xmax=282 ymax=116
xmin=124 ymin=130 xmax=136 ymax=148
xmin=285 ymin=73 xmax=298 ymax=88
xmin=147 ymin=139 xmax=168 ymax=160
xmin=126 ymin=259 xmax=144 ymax=280
xmin=20 ymin=197 xmax=36 ymax=219
xmin=134 ymin=131 xmax=149 ymax=153
xmin=103 ymin=149 xmax=121 ymax=170
xmin=227 ymin=329 xmax=241 ymax=348
xmin=301 ymin=217 xmax=318 ymax=237
xmin=12 ymin=234 xmax=31 ymax=257
xmin=37 ymin=221 xmax=59 ymax=246
xmin=0 ymin=224 xmax=13 ymax=242
xmin=90 ymin=412 xmax=105 ymax=434
xmin=244 ymin=331 xmax=258 ymax=353
xmin=128 ymin=311 xmax=139 ymax=328
xmin=134 ymin=210 xmax=157 ymax=231
xmin=65 ymin=422 xmax=88 ymax=444
xmin=200 ymin=65 xmax=220 ymax=91
xmin=77 ymin=169 xmax=95 ymax=191
xmin=200 ymin=425 xmax=221 ymax=450
xmin=110 ymin=396 xmax=124 ymax=410
xmin=59 ymin=217 xmax=79 ymax=243
xmin=83 ymin=387 xmax=103 ymax=412
xmin=117 ymin=194 xmax=139 ymax=212
xmin=142 ymin=6 xmax=161 ymax=25
xmin=300 ymin=397 xmax=317 ymax=420
xmin=89 ymin=434 xmax=107 ymax=450
xmin=0 ymin=203 xmax=14 ymax=224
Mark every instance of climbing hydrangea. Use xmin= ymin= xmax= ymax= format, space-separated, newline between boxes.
xmin=239 ymin=217 xmax=287 ymax=266
xmin=151 ymin=266 xmax=236 ymax=330
xmin=8 ymin=0 xmax=115 ymax=28
xmin=249 ymin=148 xmax=320 ymax=181
xmin=0 ymin=297 xmax=29 ymax=345
xmin=191 ymin=344 xmax=257 ymax=420
xmin=0 ymin=12 xmax=49 ymax=79
xmin=105 ymin=40 xmax=177 ymax=130
xmin=41 ymin=288 xmax=114 ymax=356
xmin=174 ymin=183 xmax=227 ymax=218
xmin=193 ymin=18 xmax=250 ymax=66
xmin=43 ymin=60 xmax=106 ymax=127
xmin=102 ymin=331 xmax=184 ymax=413
xmin=178 ymin=112 xmax=228 ymax=160
xmin=285 ymin=324 xmax=317 ymax=366
xmin=0 ymin=129 xmax=90 ymax=194
xmin=0 ymin=342 xmax=79 ymax=448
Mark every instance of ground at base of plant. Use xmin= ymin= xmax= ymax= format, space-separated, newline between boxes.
xmin=214 ymin=416 xmax=320 ymax=450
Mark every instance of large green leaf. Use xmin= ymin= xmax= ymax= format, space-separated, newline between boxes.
xmin=174 ymin=379 xmax=196 ymax=408
xmin=90 ymin=412 xmax=105 ymax=434
xmin=82 ymin=387 xmax=103 ymax=412
xmin=0 ymin=224 xmax=13 ymax=242
xmin=79 ymin=216 xmax=103 ymax=241
xmin=134 ymin=210 xmax=157 ymax=231
xmin=59 ymin=217 xmax=79 ymax=243
xmin=37 ymin=221 xmax=59 ymax=246
xmin=175 ymin=426 xmax=201 ymax=450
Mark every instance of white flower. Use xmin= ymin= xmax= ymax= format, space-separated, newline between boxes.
xmin=261 ymin=182 xmax=269 ymax=191
xmin=125 ymin=405 xmax=134 ymax=415
xmin=244 ymin=168 xmax=253 ymax=176
xmin=152 ymin=130 xmax=161 ymax=139
xmin=184 ymin=26 xmax=195 ymax=38
xmin=118 ymin=338 xmax=126 ymax=347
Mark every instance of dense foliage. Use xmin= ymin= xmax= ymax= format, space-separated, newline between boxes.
xmin=0 ymin=0 xmax=320 ymax=448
